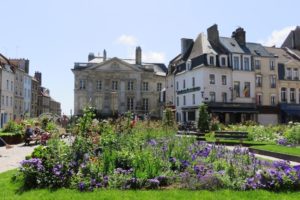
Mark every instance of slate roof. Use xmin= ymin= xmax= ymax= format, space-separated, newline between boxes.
xmin=219 ymin=37 xmax=246 ymax=54
xmin=246 ymin=43 xmax=272 ymax=57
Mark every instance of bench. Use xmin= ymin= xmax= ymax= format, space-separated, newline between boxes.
xmin=214 ymin=131 xmax=248 ymax=141
xmin=177 ymin=130 xmax=206 ymax=140
xmin=24 ymin=136 xmax=41 ymax=146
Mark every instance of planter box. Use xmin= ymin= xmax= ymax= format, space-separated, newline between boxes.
xmin=249 ymin=147 xmax=300 ymax=163
xmin=0 ymin=134 xmax=23 ymax=146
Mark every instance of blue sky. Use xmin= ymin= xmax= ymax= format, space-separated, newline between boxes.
xmin=0 ymin=0 xmax=299 ymax=115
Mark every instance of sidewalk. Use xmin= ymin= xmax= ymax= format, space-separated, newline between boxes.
xmin=0 ymin=143 xmax=36 ymax=173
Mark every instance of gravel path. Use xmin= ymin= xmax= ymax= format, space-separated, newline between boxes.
xmin=0 ymin=143 xmax=36 ymax=173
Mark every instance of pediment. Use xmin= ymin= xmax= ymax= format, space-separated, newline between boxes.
xmin=89 ymin=57 xmax=141 ymax=72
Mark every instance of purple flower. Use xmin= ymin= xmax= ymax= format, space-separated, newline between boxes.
xmin=20 ymin=158 xmax=44 ymax=172
xmin=169 ymin=157 xmax=176 ymax=163
xmin=78 ymin=182 xmax=85 ymax=191
xmin=148 ymin=139 xmax=157 ymax=146
xmin=147 ymin=178 xmax=160 ymax=189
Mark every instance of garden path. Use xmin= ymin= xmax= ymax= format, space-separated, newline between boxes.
xmin=0 ymin=143 xmax=36 ymax=173
xmin=226 ymin=146 xmax=300 ymax=166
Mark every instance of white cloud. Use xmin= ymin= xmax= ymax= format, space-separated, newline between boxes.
xmin=143 ymin=51 xmax=165 ymax=63
xmin=258 ymin=26 xmax=296 ymax=47
xmin=116 ymin=34 xmax=138 ymax=46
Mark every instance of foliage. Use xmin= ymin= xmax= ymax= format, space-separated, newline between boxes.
xmin=163 ymin=108 xmax=176 ymax=129
xmin=14 ymin=107 xmax=300 ymax=192
xmin=284 ymin=123 xmax=300 ymax=145
xmin=2 ymin=120 xmax=23 ymax=134
xmin=198 ymin=104 xmax=210 ymax=132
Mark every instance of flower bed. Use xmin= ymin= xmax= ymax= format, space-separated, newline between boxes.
xmin=13 ymin=109 xmax=300 ymax=192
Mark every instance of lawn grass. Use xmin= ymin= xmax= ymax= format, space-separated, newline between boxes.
xmin=1 ymin=170 xmax=300 ymax=200
xmin=251 ymin=145 xmax=300 ymax=157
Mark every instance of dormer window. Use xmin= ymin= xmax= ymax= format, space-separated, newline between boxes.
xmin=219 ymin=55 xmax=227 ymax=67
xmin=243 ymin=57 xmax=251 ymax=71
xmin=233 ymin=56 xmax=240 ymax=70
xmin=186 ymin=60 xmax=192 ymax=70
xmin=207 ymin=55 xmax=215 ymax=66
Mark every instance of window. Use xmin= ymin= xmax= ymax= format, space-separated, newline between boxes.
xmin=183 ymin=80 xmax=186 ymax=89
xmin=271 ymin=95 xmax=276 ymax=105
xmin=233 ymin=56 xmax=240 ymax=70
xmin=112 ymin=81 xmax=118 ymax=90
xmin=96 ymin=80 xmax=102 ymax=90
xmin=222 ymin=92 xmax=227 ymax=102
xmin=222 ymin=75 xmax=227 ymax=85
xmin=79 ymin=79 xmax=86 ymax=89
xmin=6 ymin=96 xmax=8 ymax=106
xmin=6 ymin=80 xmax=9 ymax=90
xmin=142 ymin=98 xmax=149 ymax=111
xmin=156 ymin=83 xmax=162 ymax=92
xmin=293 ymin=68 xmax=299 ymax=80
xmin=183 ymin=95 xmax=186 ymax=105
xmin=281 ymin=88 xmax=287 ymax=102
xmin=192 ymin=94 xmax=195 ymax=105
xmin=1 ymin=96 xmax=4 ymax=106
xmin=208 ymin=55 xmax=215 ymax=65
xmin=176 ymin=81 xmax=179 ymax=90
xmin=209 ymin=74 xmax=215 ymax=84
xmin=243 ymin=82 xmax=250 ymax=97
xmin=177 ymin=96 xmax=179 ymax=106
xmin=220 ymin=57 xmax=227 ymax=66
xmin=209 ymin=92 xmax=216 ymax=102
xmin=290 ymin=88 xmax=296 ymax=103
xmin=186 ymin=60 xmax=192 ymax=70
xmin=10 ymin=97 xmax=12 ymax=106
xmin=128 ymin=81 xmax=134 ymax=91
xmin=270 ymin=60 xmax=275 ymax=70
xmin=11 ymin=81 xmax=13 ymax=91
xmin=270 ymin=75 xmax=276 ymax=88
xmin=286 ymin=68 xmax=292 ymax=80
xmin=127 ymin=97 xmax=134 ymax=110
xmin=244 ymin=57 xmax=250 ymax=71
xmin=255 ymin=75 xmax=262 ymax=87
xmin=255 ymin=60 xmax=261 ymax=69
xmin=256 ymin=93 xmax=262 ymax=105
xmin=192 ymin=77 xmax=195 ymax=87
xmin=234 ymin=81 xmax=240 ymax=98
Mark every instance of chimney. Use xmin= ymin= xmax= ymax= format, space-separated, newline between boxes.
xmin=232 ymin=27 xmax=246 ymax=46
xmin=34 ymin=71 xmax=42 ymax=86
xmin=88 ymin=52 xmax=95 ymax=61
xmin=207 ymin=24 xmax=219 ymax=44
xmin=103 ymin=49 xmax=107 ymax=61
xmin=181 ymin=38 xmax=193 ymax=56
xmin=135 ymin=46 xmax=142 ymax=65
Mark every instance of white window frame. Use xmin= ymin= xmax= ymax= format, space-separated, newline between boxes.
xmin=207 ymin=54 xmax=215 ymax=66
xmin=233 ymin=55 xmax=240 ymax=70
xmin=219 ymin=55 xmax=227 ymax=67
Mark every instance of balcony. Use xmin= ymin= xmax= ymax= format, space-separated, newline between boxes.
xmin=286 ymin=76 xmax=292 ymax=80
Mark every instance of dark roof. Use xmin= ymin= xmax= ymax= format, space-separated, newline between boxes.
xmin=246 ymin=43 xmax=272 ymax=57
xmin=219 ymin=37 xmax=246 ymax=54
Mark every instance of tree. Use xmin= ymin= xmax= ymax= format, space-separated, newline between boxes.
xmin=198 ymin=103 xmax=210 ymax=132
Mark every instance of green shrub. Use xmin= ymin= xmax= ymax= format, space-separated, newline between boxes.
xmin=284 ymin=123 xmax=300 ymax=145
xmin=2 ymin=120 xmax=23 ymax=134
xmin=198 ymin=104 xmax=210 ymax=132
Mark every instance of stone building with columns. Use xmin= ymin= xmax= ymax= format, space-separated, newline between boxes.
xmin=72 ymin=47 xmax=167 ymax=118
